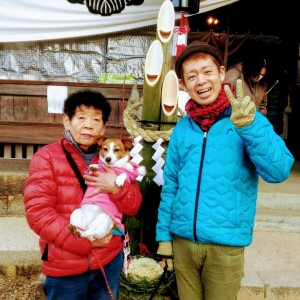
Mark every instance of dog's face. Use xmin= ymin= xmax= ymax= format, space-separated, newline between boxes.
xmin=97 ymin=137 xmax=133 ymax=166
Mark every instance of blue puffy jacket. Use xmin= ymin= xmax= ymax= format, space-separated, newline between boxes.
xmin=156 ymin=107 xmax=294 ymax=247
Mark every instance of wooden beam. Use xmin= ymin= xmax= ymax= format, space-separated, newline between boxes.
xmin=0 ymin=122 xmax=128 ymax=144
xmin=0 ymin=80 xmax=143 ymax=99
xmin=0 ymin=158 xmax=30 ymax=172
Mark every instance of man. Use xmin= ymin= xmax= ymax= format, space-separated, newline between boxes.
xmin=156 ymin=41 xmax=294 ymax=300
xmin=224 ymin=58 xmax=268 ymax=115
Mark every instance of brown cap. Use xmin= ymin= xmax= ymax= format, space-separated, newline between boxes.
xmin=175 ymin=41 xmax=224 ymax=79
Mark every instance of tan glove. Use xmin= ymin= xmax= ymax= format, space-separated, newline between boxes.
xmin=224 ymin=79 xmax=256 ymax=128
xmin=157 ymin=241 xmax=173 ymax=271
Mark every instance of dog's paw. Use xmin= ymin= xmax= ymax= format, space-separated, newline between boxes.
xmin=67 ymin=224 xmax=82 ymax=238
xmin=115 ymin=173 xmax=127 ymax=187
xmin=138 ymin=166 xmax=146 ymax=176
xmin=88 ymin=164 xmax=98 ymax=172
xmin=136 ymin=165 xmax=146 ymax=182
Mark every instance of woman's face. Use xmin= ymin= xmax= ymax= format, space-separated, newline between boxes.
xmin=251 ymin=67 xmax=266 ymax=83
xmin=179 ymin=53 xmax=225 ymax=107
xmin=63 ymin=105 xmax=106 ymax=151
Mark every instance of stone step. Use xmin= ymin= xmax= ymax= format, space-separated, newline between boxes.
xmin=240 ymin=227 xmax=300 ymax=300
xmin=257 ymin=193 xmax=300 ymax=210
xmin=239 ymin=271 xmax=300 ymax=300
xmin=0 ymin=216 xmax=300 ymax=300
xmin=1 ymin=162 xmax=300 ymax=218
xmin=258 ymin=160 xmax=300 ymax=193
xmin=2 ymin=191 xmax=299 ymax=218
xmin=1 ymin=210 xmax=299 ymax=251
xmin=0 ymin=163 xmax=299 ymax=298
xmin=255 ymin=212 xmax=300 ymax=231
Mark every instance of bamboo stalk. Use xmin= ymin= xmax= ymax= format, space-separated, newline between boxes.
xmin=141 ymin=0 xmax=176 ymax=172
xmin=160 ymin=42 xmax=178 ymax=131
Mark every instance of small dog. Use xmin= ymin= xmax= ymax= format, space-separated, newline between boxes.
xmin=68 ymin=137 xmax=146 ymax=241
xmin=91 ymin=137 xmax=145 ymax=187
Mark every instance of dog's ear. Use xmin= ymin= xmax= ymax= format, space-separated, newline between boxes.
xmin=122 ymin=138 xmax=133 ymax=151
xmin=97 ymin=136 xmax=107 ymax=147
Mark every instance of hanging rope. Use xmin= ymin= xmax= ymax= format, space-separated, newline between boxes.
xmin=123 ymin=100 xmax=185 ymax=142
xmin=120 ymin=76 xmax=127 ymax=139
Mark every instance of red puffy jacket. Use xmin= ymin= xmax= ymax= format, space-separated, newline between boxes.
xmin=24 ymin=138 xmax=142 ymax=277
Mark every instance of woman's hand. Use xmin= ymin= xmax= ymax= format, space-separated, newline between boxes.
xmin=91 ymin=232 xmax=113 ymax=248
xmin=83 ymin=164 xmax=121 ymax=197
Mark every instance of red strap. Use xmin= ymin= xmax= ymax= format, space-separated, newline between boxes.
xmin=91 ymin=249 xmax=115 ymax=300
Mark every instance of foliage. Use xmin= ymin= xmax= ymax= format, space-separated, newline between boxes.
xmin=120 ymin=255 xmax=174 ymax=300
xmin=123 ymin=215 xmax=142 ymax=255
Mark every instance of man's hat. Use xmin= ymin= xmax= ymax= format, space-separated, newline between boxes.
xmin=175 ymin=41 xmax=224 ymax=79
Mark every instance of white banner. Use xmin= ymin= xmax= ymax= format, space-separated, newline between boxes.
xmin=0 ymin=0 xmax=238 ymax=43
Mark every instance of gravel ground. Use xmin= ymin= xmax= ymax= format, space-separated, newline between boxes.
xmin=0 ymin=275 xmax=177 ymax=300
xmin=0 ymin=274 xmax=45 ymax=300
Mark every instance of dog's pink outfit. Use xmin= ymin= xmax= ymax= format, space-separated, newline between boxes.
xmin=81 ymin=161 xmax=141 ymax=235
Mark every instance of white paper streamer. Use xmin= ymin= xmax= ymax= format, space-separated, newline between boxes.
xmin=153 ymin=169 xmax=165 ymax=186
xmin=130 ymin=135 xmax=145 ymax=181
xmin=152 ymin=157 xmax=165 ymax=174
xmin=131 ymin=154 xmax=143 ymax=165
xmin=152 ymin=145 xmax=165 ymax=161
xmin=151 ymin=138 xmax=165 ymax=186
xmin=152 ymin=138 xmax=163 ymax=150
xmin=130 ymin=143 xmax=143 ymax=157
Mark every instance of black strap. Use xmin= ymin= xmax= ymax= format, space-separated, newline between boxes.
xmin=41 ymin=243 xmax=48 ymax=261
xmin=61 ymin=142 xmax=87 ymax=192
xmin=62 ymin=142 xmax=115 ymax=300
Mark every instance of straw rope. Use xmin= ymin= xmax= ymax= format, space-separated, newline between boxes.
xmin=123 ymin=100 xmax=185 ymax=142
